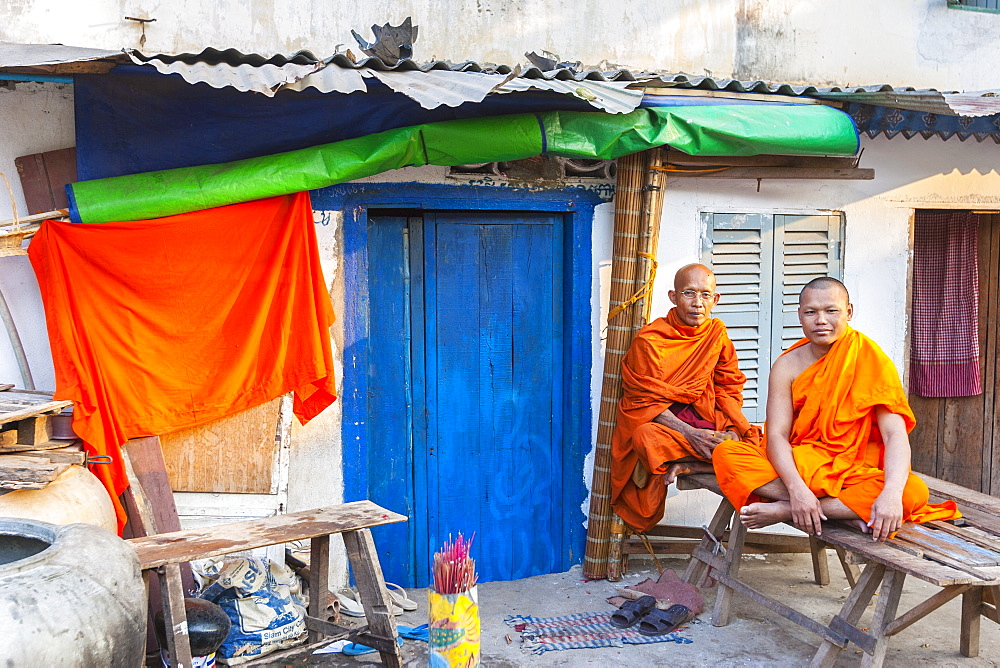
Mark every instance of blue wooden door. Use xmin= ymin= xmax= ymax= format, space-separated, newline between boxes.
xmin=367 ymin=211 xmax=567 ymax=586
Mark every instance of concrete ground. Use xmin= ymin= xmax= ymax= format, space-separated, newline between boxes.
xmin=264 ymin=553 xmax=998 ymax=667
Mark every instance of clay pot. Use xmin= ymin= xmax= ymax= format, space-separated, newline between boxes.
xmin=0 ymin=518 xmax=146 ymax=666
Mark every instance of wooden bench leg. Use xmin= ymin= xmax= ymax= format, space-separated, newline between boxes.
xmin=157 ymin=563 xmax=194 ymax=668
xmin=308 ymin=535 xmax=332 ymax=644
xmin=810 ymin=562 xmax=886 ymax=668
xmin=861 ymin=568 xmax=905 ymax=668
xmin=834 ymin=546 xmax=861 ymax=588
xmin=684 ymin=498 xmax=735 ymax=586
xmin=344 ymin=529 xmax=402 ymax=668
xmin=960 ymin=586 xmax=983 ymax=658
xmin=712 ymin=514 xmax=747 ymax=627
xmin=809 ymin=536 xmax=830 ymax=586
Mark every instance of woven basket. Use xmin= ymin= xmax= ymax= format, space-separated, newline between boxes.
xmin=0 ymin=170 xmax=27 ymax=257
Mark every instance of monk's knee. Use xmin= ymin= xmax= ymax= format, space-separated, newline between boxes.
xmin=901 ymin=473 xmax=930 ymax=515
xmin=713 ymin=438 xmax=758 ymax=462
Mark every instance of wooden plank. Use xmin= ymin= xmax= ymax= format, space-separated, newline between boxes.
xmin=863 ymin=569 xmax=905 ymax=666
xmin=939 ymin=395 xmax=983 ymax=490
xmin=308 ymin=535 xmax=331 ymax=644
xmin=907 ymin=393 xmax=942 ymax=477
xmin=646 ymin=524 xmax=811 ymax=549
xmin=810 ymin=536 xmax=831 ymax=586
xmin=665 ymin=167 xmax=874 ymax=180
xmin=13 ymin=444 xmax=85 ymax=465
xmin=159 ymin=397 xmax=281 ymax=494
xmin=816 ymin=524 xmax=983 ymax=586
xmin=883 ymin=584 xmax=971 ymax=637
xmin=0 ymin=438 xmax=76 ymax=453
xmin=344 ymin=529 xmax=402 ymax=667
xmin=0 ymin=455 xmax=69 ymax=485
xmin=895 ymin=523 xmax=1000 ymax=566
xmin=693 ymin=545 xmax=849 ymax=648
xmin=810 ymin=563 xmax=886 ymax=667
xmin=641 ymin=87 xmax=823 ymax=104
xmin=956 ymin=508 xmax=1000 ymax=538
xmin=623 ymin=540 xmax=809 ymax=555
xmin=0 ymin=393 xmax=71 ymax=425
xmin=0 ymin=429 xmax=15 ymax=448
xmin=14 ymin=148 xmax=75 ymax=214
xmin=930 ymin=520 xmax=1000 ymax=554
xmin=918 ymin=472 xmax=1000 ymax=516
xmin=16 ymin=416 xmax=52 ymax=446
xmin=129 ymin=502 xmax=406 ymax=569
xmin=664 ymin=153 xmax=857 ymax=169
xmin=960 ymin=587 xmax=983 ymax=657
xmin=157 ymin=564 xmax=193 ymax=668
xmin=978 ymin=215 xmax=997 ymax=494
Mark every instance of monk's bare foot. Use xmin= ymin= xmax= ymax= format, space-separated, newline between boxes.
xmin=739 ymin=501 xmax=791 ymax=529
xmin=854 ymin=519 xmax=870 ymax=534
xmin=664 ymin=460 xmax=713 ymax=485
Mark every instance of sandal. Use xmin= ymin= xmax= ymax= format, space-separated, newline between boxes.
xmin=398 ymin=624 xmax=429 ymax=642
xmin=335 ymin=588 xmax=404 ymax=617
xmin=342 ymin=636 xmax=404 ymax=656
xmin=385 ymin=582 xmax=419 ymax=611
xmin=637 ymin=604 xmax=690 ymax=636
xmin=609 ymin=594 xmax=656 ymax=628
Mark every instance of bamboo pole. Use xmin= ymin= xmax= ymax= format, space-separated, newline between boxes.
xmin=582 ymin=149 xmax=667 ymax=579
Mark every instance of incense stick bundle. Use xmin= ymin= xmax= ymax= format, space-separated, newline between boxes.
xmin=433 ymin=533 xmax=478 ymax=594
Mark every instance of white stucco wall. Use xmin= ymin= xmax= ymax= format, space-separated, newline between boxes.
xmin=0 ymin=82 xmax=73 ymax=391
xmin=5 ymin=1 xmax=1000 ymax=89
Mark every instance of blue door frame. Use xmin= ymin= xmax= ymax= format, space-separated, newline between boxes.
xmin=312 ymin=182 xmax=599 ymax=585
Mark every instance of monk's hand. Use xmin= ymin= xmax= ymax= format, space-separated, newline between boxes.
xmin=868 ymin=492 xmax=904 ymax=542
xmin=684 ymin=428 xmax=726 ymax=461
xmin=789 ymin=487 xmax=827 ymax=536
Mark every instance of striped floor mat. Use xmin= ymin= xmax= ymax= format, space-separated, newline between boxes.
xmin=504 ymin=611 xmax=693 ymax=655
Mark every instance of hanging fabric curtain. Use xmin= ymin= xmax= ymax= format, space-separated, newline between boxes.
xmin=28 ymin=192 xmax=337 ymax=530
xmin=68 ymin=104 xmax=859 ymax=224
xmin=909 ymin=210 xmax=982 ymax=397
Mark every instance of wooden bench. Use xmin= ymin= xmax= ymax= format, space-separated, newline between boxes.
xmin=127 ymin=501 xmax=407 ymax=667
xmin=677 ymin=472 xmax=1000 ymax=668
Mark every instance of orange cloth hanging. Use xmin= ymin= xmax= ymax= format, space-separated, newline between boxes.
xmin=714 ymin=328 xmax=960 ymax=524
xmin=610 ymin=309 xmax=756 ymax=532
xmin=28 ymin=192 xmax=337 ymax=531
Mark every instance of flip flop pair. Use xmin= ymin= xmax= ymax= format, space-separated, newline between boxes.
xmin=341 ymin=625 xmax=428 ymax=655
xmin=610 ymin=596 xmax=690 ymax=636
xmin=335 ymin=588 xmax=404 ymax=618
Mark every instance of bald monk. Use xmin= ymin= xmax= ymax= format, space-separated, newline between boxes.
xmin=714 ymin=277 xmax=960 ymax=542
xmin=610 ymin=264 xmax=759 ymax=533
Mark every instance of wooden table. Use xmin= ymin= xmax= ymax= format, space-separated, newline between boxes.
xmin=127 ymin=501 xmax=407 ymax=667
xmin=678 ymin=473 xmax=1000 ymax=667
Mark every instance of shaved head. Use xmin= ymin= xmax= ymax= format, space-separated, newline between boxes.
xmin=800 ymin=277 xmax=849 ymax=305
xmin=674 ymin=263 xmax=716 ymax=292
xmin=668 ymin=263 xmax=719 ymax=327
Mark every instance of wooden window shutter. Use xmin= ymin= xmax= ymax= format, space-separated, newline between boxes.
xmin=702 ymin=213 xmax=773 ymax=422
xmin=771 ymin=214 xmax=844 ymax=358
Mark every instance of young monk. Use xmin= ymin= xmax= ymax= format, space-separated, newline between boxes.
xmin=713 ymin=277 xmax=960 ymax=542
xmin=610 ymin=264 xmax=759 ymax=533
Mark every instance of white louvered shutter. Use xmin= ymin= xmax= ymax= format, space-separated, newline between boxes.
xmin=701 ymin=213 xmax=773 ymax=423
xmin=770 ymin=215 xmax=844 ymax=357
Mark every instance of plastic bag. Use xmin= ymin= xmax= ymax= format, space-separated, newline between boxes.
xmin=199 ymin=557 xmax=307 ymax=665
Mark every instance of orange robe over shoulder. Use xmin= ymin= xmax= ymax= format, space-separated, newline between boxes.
xmin=610 ymin=309 xmax=756 ymax=532
xmin=714 ymin=328 xmax=960 ymax=524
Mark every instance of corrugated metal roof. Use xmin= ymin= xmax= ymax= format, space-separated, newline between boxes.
xmin=7 ymin=43 xmax=999 ymax=121
xmin=0 ymin=41 xmax=123 ymax=68
xmin=127 ymin=47 xmax=646 ymax=112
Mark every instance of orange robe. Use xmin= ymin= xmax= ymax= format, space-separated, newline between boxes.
xmin=714 ymin=328 xmax=960 ymax=524
xmin=610 ymin=309 xmax=756 ymax=532
xmin=29 ymin=192 xmax=337 ymax=531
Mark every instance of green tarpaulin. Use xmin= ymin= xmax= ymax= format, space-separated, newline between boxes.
xmin=68 ymin=105 xmax=858 ymax=224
